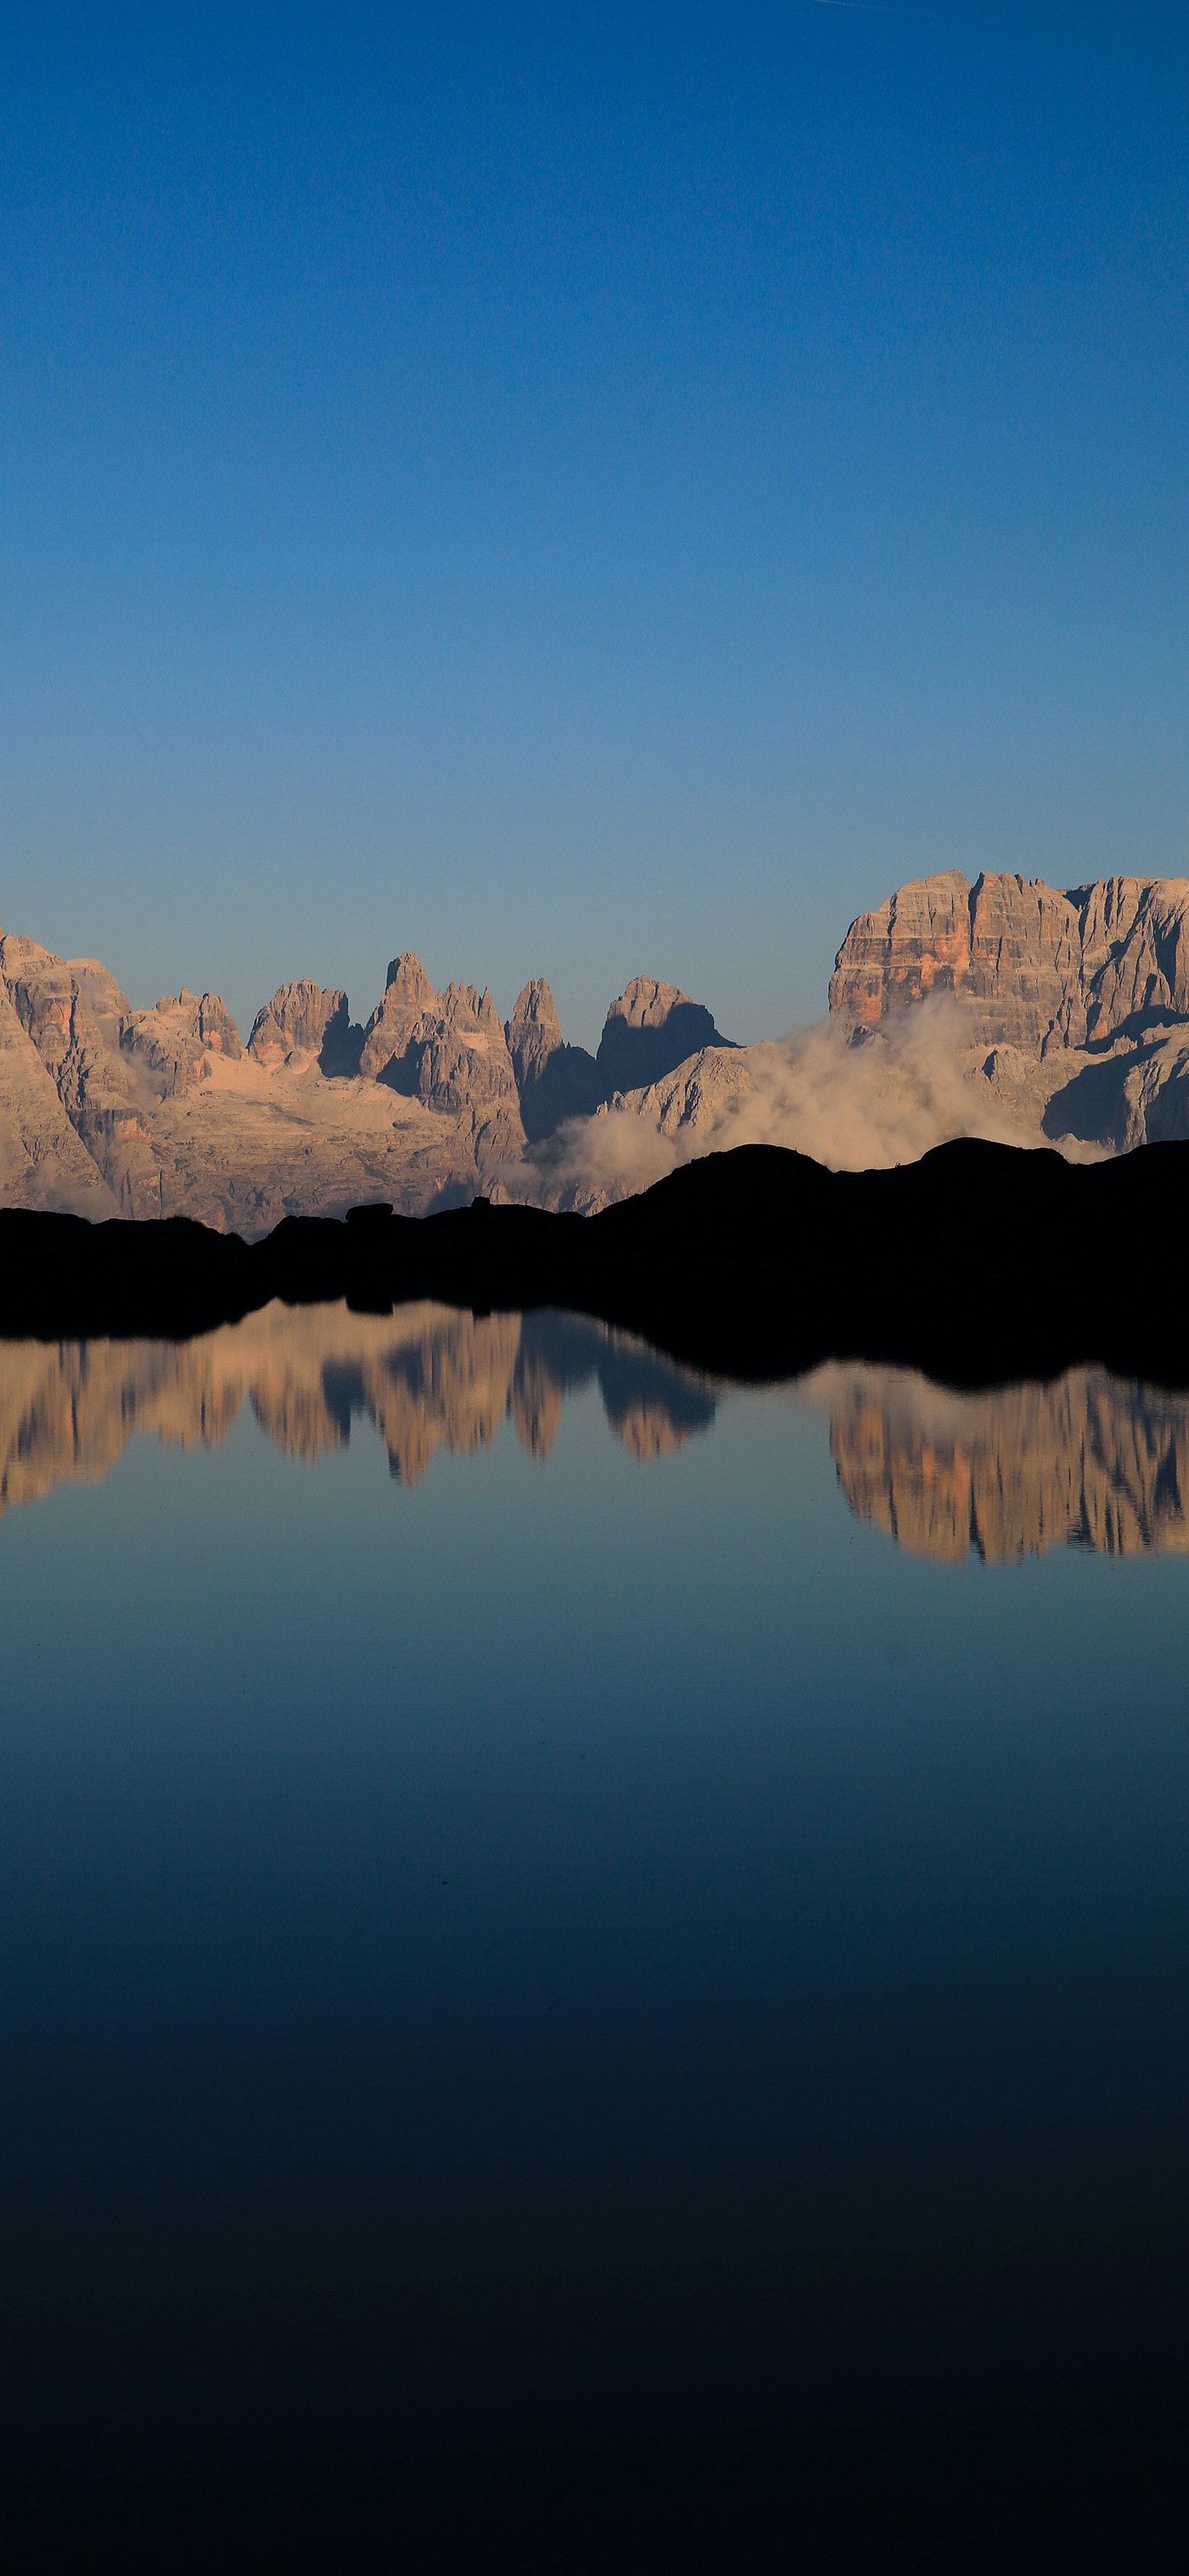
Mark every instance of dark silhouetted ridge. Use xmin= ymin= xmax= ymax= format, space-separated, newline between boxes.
xmin=2 ymin=1138 xmax=1189 ymax=1388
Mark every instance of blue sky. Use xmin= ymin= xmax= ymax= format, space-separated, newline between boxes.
xmin=1 ymin=2 xmax=1185 ymax=1048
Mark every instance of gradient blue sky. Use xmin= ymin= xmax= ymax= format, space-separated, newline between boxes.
xmin=1 ymin=3 xmax=1185 ymax=1048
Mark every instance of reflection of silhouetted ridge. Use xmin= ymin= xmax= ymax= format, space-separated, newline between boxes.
xmin=0 ymin=1305 xmax=718 ymax=1513
xmin=515 ymin=1309 xmax=603 ymax=1391
xmin=815 ymin=1365 xmax=1189 ymax=1560
xmin=7 ymin=1138 xmax=1189 ymax=1389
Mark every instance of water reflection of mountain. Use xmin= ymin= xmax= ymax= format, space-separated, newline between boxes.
xmin=813 ymin=1366 xmax=1189 ymax=1561
xmin=0 ymin=1305 xmax=716 ymax=1515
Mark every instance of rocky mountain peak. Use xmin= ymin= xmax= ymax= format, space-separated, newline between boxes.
xmin=384 ymin=952 xmax=434 ymax=1006
xmin=195 ymin=993 xmax=241 ymax=1058
xmin=607 ymin=975 xmax=695 ymax=1031
xmin=506 ymin=979 xmax=562 ymax=1082
xmin=509 ymin=977 xmax=561 ymax=1041
xmin=504 ymin=977 xmax=602 ymax=1140
xmin=248 ymin=981 xmax=360 ymax=1076
xmin=133 ymin=987 xmax=241 ymax=1070
xmin=356 ymin=957 xmax=523 ymax=1148
xmin=360 ymin=954 xmax=436 ymax=1081
xmin=596 ymin=976 xmax=733 ymax=1097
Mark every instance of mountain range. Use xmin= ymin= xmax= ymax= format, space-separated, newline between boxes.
xmin=0 ymin=927 xmax=731 ymax=1229
xmin=3 ymin=864 xmax=1189 ymax=1227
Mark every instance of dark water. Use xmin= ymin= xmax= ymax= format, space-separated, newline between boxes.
xmin=2 ymin=1306 xmax=1187 ymax=2565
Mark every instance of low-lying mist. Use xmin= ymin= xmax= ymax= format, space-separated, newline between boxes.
xmin=499 ymin=998 xmax=1076 ymax=1212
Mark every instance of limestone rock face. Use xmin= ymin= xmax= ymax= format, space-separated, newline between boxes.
xmin=599 ymin=1045 xmax=752 ymax=1138
xmin=828 ymin=868 xmax=1189 ymax=1151
xmin=0 ymin=975 xmax=118 ymax=1215
xmin=830 ymin=869 xmax=1189 ymax=1054
xmin=0 ymin=931 xmax=165 ymax=1215
xmin=406 ymin=983 xmax=520 ymax=1119
xmin=359 ymin=954 xmax=524 ymax=1153
xmin=0 ymin=926 xmax=528 ymax=1228
xmin=506 ymin=978 xmax=602 ymax=1139
xmin=828 ymin=873 xmax=971 ymax=1026
xmin=358 ymin=953 xmax=437 ymax=1081
xmin=506 ymin=977 xmax=561 ymax=1087
xmin=596 ymin=976 xmax=733 ymax=1096
xmin=0 ymin=909 xmax=751 ymax=1223
xmin=827 ymin=871 xmax=1083 ymax=1049
xmin=126 ymin=985 xmax=242 ymax=1083
xmin=1076 ymin=877 xmax=1189 ymax=1038
xmin=248 ymin=982 xmax=362 ymax=1075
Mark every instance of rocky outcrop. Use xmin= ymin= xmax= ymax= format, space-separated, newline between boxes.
xmin=814 ymin=1363 xmax=1189 ymax=1562
xmin=595 ymin=976 xmax=734 ymax=1096
xmin=828 ymin=869 xmax=1189 ymax=1153
xmin=1 ymin=931 xmax=167 ymax=1216
xmin=248 ymin=981 xmax=362 ymax=1076
xmin=396 ymin=983 xmax=519 ymax=1120
xmin=123 ymin=985 xmax=242 ymax=1091
xmin=0 ymin=977 xmax=118 ymax=1215
xmin=359 ymin=954 xmax=523 ymax=1144
xmin=505 ymin=979 xmax=602 ymax=1139
xmin=504 ymin=975 xmax=737 ymax=1140
xmin=506 ymin=976 xmax=561 ymax=1095
xmin=598 ymin=1044 xmax=751 ymax=1137
xmin=830 ymin=869 xmax=1189 ymax=1054
xmin=358 ymin=953 xmax=437 ymax=1081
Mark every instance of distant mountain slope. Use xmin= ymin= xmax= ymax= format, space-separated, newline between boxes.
xmin=0 ymin=976 xmax=117 ymax=1216
xmin=11 ymin=864 xmax=1189 ymax=1229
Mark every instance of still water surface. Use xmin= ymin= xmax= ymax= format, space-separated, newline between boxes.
xmin=2 ymin=1304 xmax=1187 ymax=2552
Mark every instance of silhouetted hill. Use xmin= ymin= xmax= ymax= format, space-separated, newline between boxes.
xmin=3 ymin=1136 xmax=1189 ymax=1390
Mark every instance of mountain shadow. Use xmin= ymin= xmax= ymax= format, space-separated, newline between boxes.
xmin=318 ymin=1001 xmax=365 ymax=1078
xmin=595 ymin=980 xmax=735 ymax=1098
xmin=1042 ymin=1054 xmax=1136 ymax=1147
xmin=517 ymin=1044 xmax=604 ymax=1139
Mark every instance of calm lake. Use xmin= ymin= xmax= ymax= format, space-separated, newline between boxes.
xmin=2 ymin=1304 xmax=1187 ymax=2563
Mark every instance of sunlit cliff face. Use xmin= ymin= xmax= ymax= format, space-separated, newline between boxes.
xmin=809 ymin=1366 xmax=1189 ymax=1563
xmin=0 ymin=1304 xmax=716 ymax=1514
